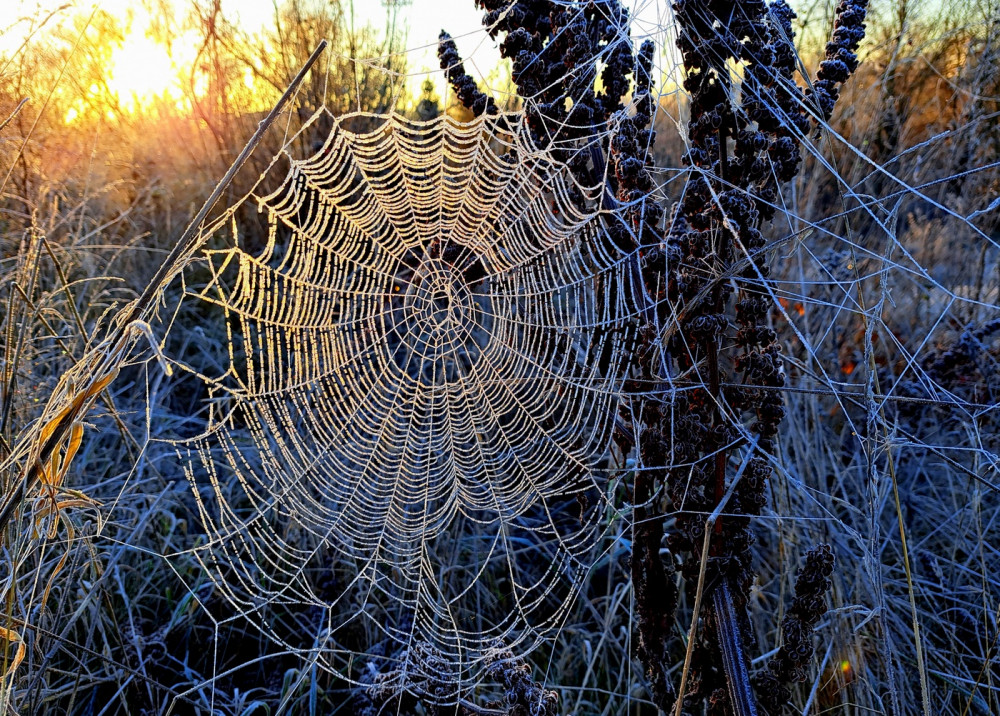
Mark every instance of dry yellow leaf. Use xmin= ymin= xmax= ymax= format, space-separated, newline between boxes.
xmin=0 ymin=626 xmax=25 ymax=679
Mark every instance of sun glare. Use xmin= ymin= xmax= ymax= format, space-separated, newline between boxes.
xmin=107 ymin=33 xmax=181 ymax=112
xmin=62 ymin=9 xmax=204 ymax=124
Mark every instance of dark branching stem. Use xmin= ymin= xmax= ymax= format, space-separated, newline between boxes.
xmin=663 ymin=0 xmax=867 ymax=713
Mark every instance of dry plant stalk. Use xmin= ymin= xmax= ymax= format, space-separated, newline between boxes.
xmin=0 ymin=40 xmax=330 ymax=540
xmin=447 ymin=1 xmax=870 ymax=713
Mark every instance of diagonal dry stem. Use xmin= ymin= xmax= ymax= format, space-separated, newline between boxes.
xmin=0 ymin=40 xmax=329 ymax=541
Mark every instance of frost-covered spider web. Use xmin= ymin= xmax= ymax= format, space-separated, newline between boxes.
xmin=162 ymin=108 xmax=640 ymax=695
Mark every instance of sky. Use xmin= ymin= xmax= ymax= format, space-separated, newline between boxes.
xmin=217 ymin=0 xmax=671 ymax=79
xmin=1 ymin=1 xmax=500 ymax=108
xmin=3 ymin=0 xmax=673 ymax=111
xmin=225 ymin=0 xmax=505 ymax=85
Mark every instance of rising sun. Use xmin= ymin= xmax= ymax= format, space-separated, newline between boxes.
xmin=63 ymin=16 xmax=202 ymax=124
xmin=106 ymin=33 xmax=182 ymax=112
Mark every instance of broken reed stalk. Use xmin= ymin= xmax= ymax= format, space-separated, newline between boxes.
xmin=0 ymin=40 xmax=329 ymax=540
xmin=119 ymin=38 xmax=329 ymax=330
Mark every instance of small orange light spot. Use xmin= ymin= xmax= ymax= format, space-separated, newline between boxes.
xmin=795 ymin=303 xmax=805 ymax=316
xmin=842 ymin=362 xmax=856 ymax=375
xmin=778 ymin=297 xmax=790 ymax=309
xmin=840 ymin=659 xmax=854 ymax=682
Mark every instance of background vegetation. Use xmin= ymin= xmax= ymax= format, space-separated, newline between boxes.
xmin=1 ymin=0 xmax=998 ymax=713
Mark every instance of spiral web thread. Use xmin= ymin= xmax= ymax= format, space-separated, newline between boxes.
xmin=162 ymin=108 xmax=640 ymax=696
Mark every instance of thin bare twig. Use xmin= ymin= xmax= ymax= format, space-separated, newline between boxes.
xmin=0 ymin=98 xmax=29 ymax=135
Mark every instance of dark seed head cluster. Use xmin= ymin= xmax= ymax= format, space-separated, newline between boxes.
xmin=435 ymin=1 xmax=868 ymax=712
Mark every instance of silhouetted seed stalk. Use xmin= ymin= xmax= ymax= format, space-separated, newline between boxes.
xmin=440 ymin=1 xmax=868 ymax=712
xmin=438 ymin=31 xmax=497 ymax=117
xmin=654 ymin=0 xmax=869 ymax=713
xmin=753 ymin=545 xmax=836 ymax=711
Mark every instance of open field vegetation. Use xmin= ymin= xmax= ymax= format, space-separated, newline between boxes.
xmin=1 ymin=0 xmax=999 ymax=714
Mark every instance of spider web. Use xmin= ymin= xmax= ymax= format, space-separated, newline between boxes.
xmin=161 ymin=109 xmax=640 ymax=695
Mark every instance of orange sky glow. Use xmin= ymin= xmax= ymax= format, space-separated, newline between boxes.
xmin=5 ymin=0 xmax=672 ymax=123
